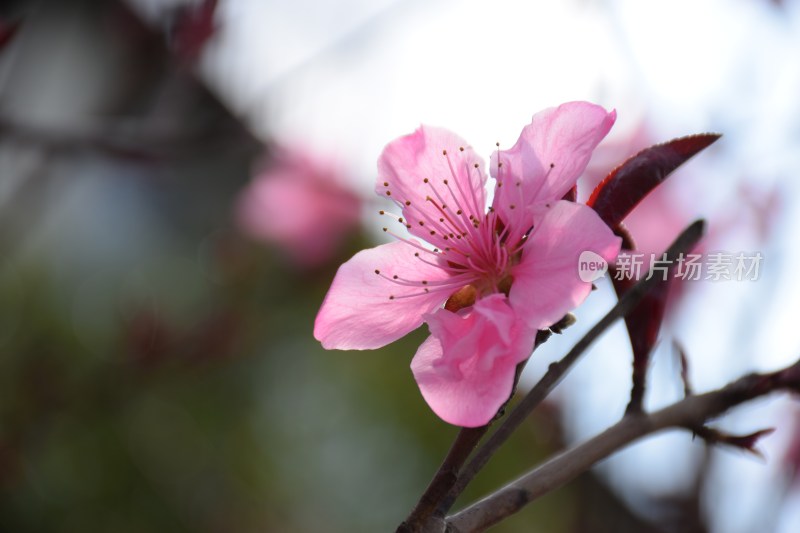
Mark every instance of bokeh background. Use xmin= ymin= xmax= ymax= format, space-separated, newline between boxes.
xmin=1 ymin=0 xmax=799 ymax=531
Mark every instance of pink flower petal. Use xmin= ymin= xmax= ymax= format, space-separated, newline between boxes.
xmin=377 ymin=126 xmax=487 ymax=251
xmin=491 ymin=102 xmax=615 ymax=229
xmin=236 ymin=148 xmax=361 ymax=267
xmin=510 ymin=201 xmax=621 ymax=330
xmin=411 ymin=295 xmax=537 ymax=427
xmin=314 ymin=240 xmax=453 ymax=350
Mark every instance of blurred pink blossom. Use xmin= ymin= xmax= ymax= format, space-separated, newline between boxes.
xmin=315 ymin=102 xmax=620 ymax=426
xmin=236 ymin=148 xmax=362 ymax=267
xmin=785 ymin=408 xmax=800 ymax=490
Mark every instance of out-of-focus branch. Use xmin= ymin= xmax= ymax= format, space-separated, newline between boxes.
xmin=0 ymin=115 xmax=232 ymax=160
xmin=445 ymin=358 xmax=800 ymax=532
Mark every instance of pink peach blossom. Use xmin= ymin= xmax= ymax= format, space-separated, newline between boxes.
xmin=236 ymin=148 xmax=362 ymax=267
xmin=315 ymin=102 xmax=621 ymax=427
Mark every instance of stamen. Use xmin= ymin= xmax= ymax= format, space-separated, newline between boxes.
xmin=404 ymin=199 xmax=461 ymax=243
xmin=423 ymin=186 xmax=470 ymax=248
xmin=423 ymin=189 xmax=468 ymax=244
xmin=380 ymin=210 xmax=408 ymax=227
xmin=441 ymin=168 xmax=479 ymax=234
xmin=438 ymin=150 xmax=491 ymax=261
xmin=467 ymin=255 xmax=491 ymax=274
xmin=380 ymin=227 xmax=442 ymax=256
xmin=380 ymin=272 xmax=473 ymax=288
xmin=388 ymin=290 xmax=439 ymax=300
xmin=414 ymin=253 xmax=443 ymax=269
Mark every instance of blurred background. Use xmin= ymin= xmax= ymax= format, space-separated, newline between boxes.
xmin=0 ymin=0 xmax=799 ymax=531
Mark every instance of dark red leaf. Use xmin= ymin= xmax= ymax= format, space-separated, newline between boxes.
xmin=619 ymin=221 xmax=705 ymax=414
xmin=614 ymin=222 xmax=636 ymax=251
xmin=619 ymin=273 xmax=671 ymax=414
xmin=0 ymin=19 xmax=21 ymax=51
xmin=170 ymin=0 xmax=218 ymax=63
xmin=591 ymin=134 xmax=716 ymax=412
xmin=587 ymin=133 xmax=721 ymax=229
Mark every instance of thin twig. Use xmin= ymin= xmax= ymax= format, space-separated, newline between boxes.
xmin=436 ymin=220 xmax=706 ymax=516
xmin=446 ymin=358 xmax=800 ymax=532
xmin=397 ymin=427 xmax=489 ymax=533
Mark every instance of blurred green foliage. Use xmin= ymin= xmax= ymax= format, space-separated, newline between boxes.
xmin=0 ymin=227 xmax=580 ymax=532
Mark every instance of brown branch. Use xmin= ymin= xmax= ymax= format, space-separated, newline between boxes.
xmin=397 ymin=427 xmax=489 ymax=533
xmin=446 ymin=358 xmax=800 ymax=532
xmin=435 ymin=219 xmax=706 ymax=516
